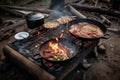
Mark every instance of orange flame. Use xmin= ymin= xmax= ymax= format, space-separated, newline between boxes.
xmin=55 ymin=37 xmax=59 ymax=42
xmin=48 ymin=41 xmax=67 ymax=56
xmin=49 ymin=41 xmax=59 ymax=53
xmin=59 ymin=33 xmax=63 ymax=38
xmin=59 ymin=30 xmax=64 ymax=39
xmin=61 ymin=30 xmax=64 ymax=33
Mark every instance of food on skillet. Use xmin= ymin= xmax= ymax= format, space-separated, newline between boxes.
xmin=43 ymin=42 xmax=72 ymax=61
xmin=57 ymin=16 xmax=74 ymax=24
xmin=69 ymin=22 xmax=104 ymax=38
xmin=43 ymin=21 xmax=59 ymax=28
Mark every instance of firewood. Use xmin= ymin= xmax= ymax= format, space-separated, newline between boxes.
xmin=0 ymin=7 xmax=24 ymax=17
xmin=66 ymin=5 xmax=87 ymax=18
xmin=20 ymin=0 xmax=35 ymax=6
xmin=0 ymin=5 xmax=51 ymax=14
xmin=70 ymin=3 xmax=120 ymax=18
xmin=0 ymin=20 xmax=25 ymax=41
xmin=100 ymin=15 xmax=111 ymax=25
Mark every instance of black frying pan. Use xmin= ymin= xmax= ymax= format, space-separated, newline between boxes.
xmin=39 ymin=38 xmax=80 ymax=63
xmin=67 ymin=18 xmax=110 ymax=41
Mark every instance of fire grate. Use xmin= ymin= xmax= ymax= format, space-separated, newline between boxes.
xmin=10 ymin=25 xmax=82 ymax=76
xmin=8 ymin=25 xmax=99 ymax=79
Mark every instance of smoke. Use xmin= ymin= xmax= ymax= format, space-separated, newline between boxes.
xmin=48 ymin=0 xmax=73 ymax=20
xmin=48 ymin=9 xmax=73 ymax=20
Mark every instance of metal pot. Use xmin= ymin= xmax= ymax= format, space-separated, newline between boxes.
xmin=25 ymin=13 xmax=44 ymax=29
xmin=67 ymin=18 xmax=110 ymax=41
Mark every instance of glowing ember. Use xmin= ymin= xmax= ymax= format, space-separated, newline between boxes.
xmin=61 ymin=30 xmax=64 ymax=33
xmin=35 ymin=44 xmax=39 ymax=48
xmin=55 ymin=37 xmax=59 ymax=42
xmin=37 ymin=31 xmax=41 ymax=35
xmin=59 ymin=33 xmax=64 ymax=38
xmin=35 ymin=45 xmax=38 ymax=48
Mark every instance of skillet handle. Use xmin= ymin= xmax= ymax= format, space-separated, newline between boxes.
xmin=31 ymin=54 xmax=44 ymax=62
xmin=101 ymin=34 xmax=110 ymax=39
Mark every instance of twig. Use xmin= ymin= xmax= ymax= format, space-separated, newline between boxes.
xmin=0 ymin=5 xmax=51 ymax=14
xmin=100 ymin=15 xmax=111 ymax=25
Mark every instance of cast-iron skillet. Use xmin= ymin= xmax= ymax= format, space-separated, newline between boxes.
xmin=67 ymin=18 xmax=110 ymax=41
xmin=39 ymin=38 xmax=80 ymax=63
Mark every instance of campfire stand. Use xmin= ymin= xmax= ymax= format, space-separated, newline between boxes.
xmin=3 ymin=26 xmax=99 ymax=80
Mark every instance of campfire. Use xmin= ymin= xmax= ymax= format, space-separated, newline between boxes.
xmin=43 ymin=38 xmax=72 ymax=61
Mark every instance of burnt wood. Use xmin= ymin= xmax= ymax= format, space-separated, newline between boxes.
xmin=69 ymin=3 xmax=120 ymax=18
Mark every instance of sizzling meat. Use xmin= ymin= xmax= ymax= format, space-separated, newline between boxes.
xmin=69 ymin=22 xmax=104 ymax=38
xmin=57 ymin=16 xmax=74 ymax=24
xmin=44 ymin=21 xmax=59 ymax=28
xmin=43 ymin=42 xmax=72 ymax=61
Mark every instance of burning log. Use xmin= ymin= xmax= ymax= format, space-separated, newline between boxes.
xmin=69 ymin=3 xmax=120 ymax=18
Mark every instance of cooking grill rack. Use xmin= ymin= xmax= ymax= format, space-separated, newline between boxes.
xmin=10 ymin=27 xmax=83 ymax=76
xmin=9 ymin=25 xmax=99 ymax=79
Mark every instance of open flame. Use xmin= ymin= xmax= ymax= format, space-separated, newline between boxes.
xmin=42 ymin=29 xmax=73 ymax=61
xmin=59 ymin=30 xmax=64 ymax=39
xmin=43 ymin=39 xmax=72 ymax=61
xmin=47 ymin=30 xmax=66 ymax=56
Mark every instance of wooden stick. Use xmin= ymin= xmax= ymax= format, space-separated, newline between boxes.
xmin=70 ymin=3 xmax=120 ymax=18
xmin=0 ymin=5 xmax=51 ymax=14
xmin=66 ymin=5 xmax=87 ymax=18
xmin=0 ymin=7 xmax=24 ymax=17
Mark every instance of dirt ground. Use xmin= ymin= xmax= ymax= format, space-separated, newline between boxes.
xmin=0 ymin=0 xmax=120 ymax=80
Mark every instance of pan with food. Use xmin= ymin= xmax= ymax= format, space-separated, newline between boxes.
xmin=68 ymin=19 xmax=110 ymax=40
xmin=38 ymin=38 xmax=80 ymax=63
xmin=43 ymin=20 xmax=59 ymax=29
xmin=43 ymin=16 xmax=75 ymax=29
xmin=57 ymin=16 xmax=75 ymax=24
